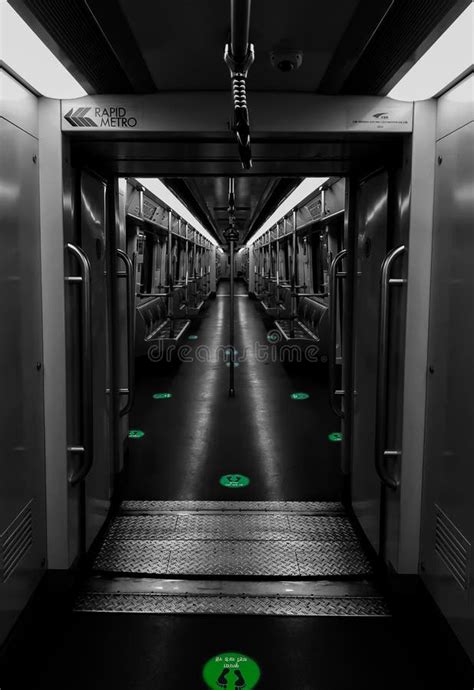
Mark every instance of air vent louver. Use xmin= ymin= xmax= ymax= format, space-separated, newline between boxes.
xmin=306 ymin=198 xmax=322 ymax=221
xmin=1 ymin=501 xmax=33 ymax=583
xmin=435 ymin=504 xmax=471 ymax=592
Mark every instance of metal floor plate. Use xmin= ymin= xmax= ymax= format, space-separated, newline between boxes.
xmin=74 ymin=591 xmax=389 ymax=617
xmin=104 ymin=514 xmax=357 ymax=542
xmin=94 ymin=539 xmax=372 ymax=577
xmin=120 ymin=500 xmax=345 ymax=514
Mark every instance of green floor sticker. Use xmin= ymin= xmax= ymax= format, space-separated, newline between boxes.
xmin=203 ymin=652 xmax=261 ymax=690
xmin=128 ymin=429 xmax=144 ymax=439
xmin=290 ymin=392 xmax=310 ymax=400
xmin=152 ymin=392 xmax=172 ymax=399
xmin=226 ymin=361 xmax=240 ymax=367
xmin=188 ymin=335 xmax=198 ymax=340
xmin=219 ymin=474 xmax=250 ymax=489
xmin=328 ymin=432 xmax=343 ymax=442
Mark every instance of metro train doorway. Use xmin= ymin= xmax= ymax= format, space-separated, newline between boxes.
xmin=5 ymin=98 xmax=460 ymax=690
xmin=64 ymin=140 xmax=409 ymax=567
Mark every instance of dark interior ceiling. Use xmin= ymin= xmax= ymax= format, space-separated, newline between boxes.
xmin=163 ymin=177 xmax=301 ymax=245
xmin=11 ymin=0 xmax=467 ymax=244
xmin=116 ymin=0 xmax=360 ymax=92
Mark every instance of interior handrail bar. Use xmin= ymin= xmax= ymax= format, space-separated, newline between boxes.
xmin=117 ymin=249 xmax=136 ymax=417
xmin=65 ymin=243 xmax=94 ymax=485
xmin=375 ymin=245 xmax=407 ymax=489
xmin=328 ymin=249 xmax=347 ymax=418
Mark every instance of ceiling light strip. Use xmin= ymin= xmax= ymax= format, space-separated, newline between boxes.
xmin=136 ymin=178 xmax=219 ymax=246
xmin=388 ymin=4 xmax=474 ymax=101
xmin=246 ymin=177 xmax=329 ymax=246
xmin=0 ymin=1 xmax=87 ymax=98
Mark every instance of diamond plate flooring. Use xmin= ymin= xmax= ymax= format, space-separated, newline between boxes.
xmin=93 ymin=505 xmax=372 ymax=577
xmin=75 ymin=591 xmax=389 ymax=616
xmin=94 ymin=538 xmax=372 ymax=576
xmin=104 ymin=513 xmax=358 ymax=542
xmin=120 ymin=500 xmax=345 ymax=514
xmin=75 ymin=578 xmax=389 ymax=617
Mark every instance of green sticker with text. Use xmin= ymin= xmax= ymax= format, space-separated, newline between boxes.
xmin=153 ymin=392 xmax=172 ymax=399
xmin=219 ymin=474 xmax=250 ymax=489
xmin=290 ymin=392 xmax=309 ymax=400
xmin=203 ymin=652 xmax=261 ymax=690
xmin=128 ymin=429 xmax=144 ymax=439
xmin=328 ymin=432 xmax=343 ymax=442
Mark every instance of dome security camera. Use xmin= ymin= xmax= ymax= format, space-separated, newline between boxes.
xmin=270 ymin=50 xmax=303 ymax=72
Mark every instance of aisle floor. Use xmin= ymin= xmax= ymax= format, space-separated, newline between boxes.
xmin=121 ymin=281 xmax=342 ymax=502
xmin=0 ymin=282 xmax=469 ymax=689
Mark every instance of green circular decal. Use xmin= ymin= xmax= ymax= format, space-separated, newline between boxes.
xmin=219 ymin=474 xmax=250 ymax=489
xmin=203 ymin=652 xmax=261 ymax=690
xmin=188 ymin=335 xmax=198 ymax=340
xmin=328 ymin=432 xmax=343 ymax=442
xmin=290 ymin=392 xmax=309 ymax=400
xmin=152 ymin=392 xmax=172 ymax=399
xmin=128 ymin=429 xmax=144 ymax=439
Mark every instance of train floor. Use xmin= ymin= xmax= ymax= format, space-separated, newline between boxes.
xmin=0 ymin=281 xmax=469 ymax=689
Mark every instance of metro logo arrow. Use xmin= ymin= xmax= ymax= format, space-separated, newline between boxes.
xmin=64 ymin=107 xmax=97 ymax=127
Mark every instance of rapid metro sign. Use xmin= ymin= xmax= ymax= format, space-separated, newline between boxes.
xmin=61 ymin=94 xmax=413 ymax=134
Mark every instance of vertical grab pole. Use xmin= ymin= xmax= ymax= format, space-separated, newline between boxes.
xmin=229 ymin=233 xmax=236 ymax=397
xmin=167 ymin=209 xmax=174 ymax=337
xmin=290 ymin=209 xmax=297 ymax=338
xmin=276 ymin=222 xmax=280 ymax=287
xmin=227 ymin=176 xmax=237 ymax=397
xmin=184 ymin=222 xmax=189 ymax=311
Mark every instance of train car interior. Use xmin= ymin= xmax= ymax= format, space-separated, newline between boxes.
xmin=0 ymin=0 xmax=473 ymax=688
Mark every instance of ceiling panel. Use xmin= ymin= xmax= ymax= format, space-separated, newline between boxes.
xmin=118 ymin=0 xmax=360 ymax=92
xmin=184 ymin=176 xmax=281 ymax=242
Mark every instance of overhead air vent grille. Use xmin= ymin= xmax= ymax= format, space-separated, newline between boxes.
xmin=306 ymin=197 xmax=322 ymax=221
xmin=435 ymin=504 xmax=471 ymax=592
xmin=1 ymin=501 xmax=33 ymax=584
xmin=341 ymin=0 xmax=464 ymax=94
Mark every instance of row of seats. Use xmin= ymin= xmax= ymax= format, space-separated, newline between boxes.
xmin=134 ymin=278 xmax=213 ymax=356
xmin=135 ymin=289 xmax=188 ymax=357
xmin=187 ymin=276 xmax=211 ymax=314
xmin=255 ymin=282 xmax=329 ymax=361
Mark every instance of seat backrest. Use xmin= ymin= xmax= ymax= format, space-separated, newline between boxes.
xmin=297 ymin=297 xmax=329 ymax=355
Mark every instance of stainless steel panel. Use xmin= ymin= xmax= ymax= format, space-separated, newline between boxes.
xmin=351 ymin=171 xmax=389 ymax=552
xmin=0 ymin=117 xmax=46 ymax=644
xmin=436 ymin=74 xmax=474 ymax=141
xmin=116 ymin=178 xmax=128 ymax=473
xmin=396 ymin=101 xmax=436 ymax=574
xmin=0 ymin=69 xmax=38 ymax=138
xmin=421 ymin=120 xmax=474 ymax=661
xmin=79 ymin=172 xmax=112 ymax=548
